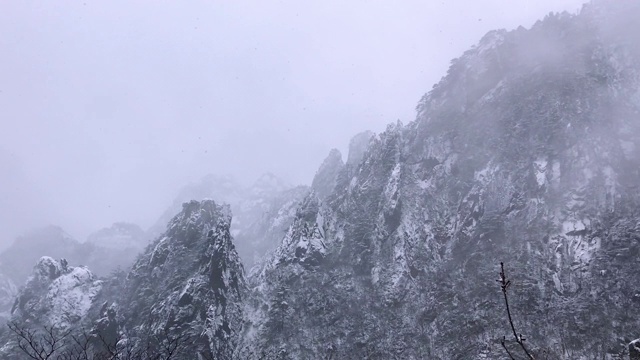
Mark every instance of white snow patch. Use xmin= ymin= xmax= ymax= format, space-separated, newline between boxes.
xmin=533 ymin=159 xmax=547 ymax=186
xmin=474 ymin=164 xmax=492 ymax=183
xmin=46 ymin=266 xmax=102 ymax=328
xmin=562 ymin=219 xmax=590 ymax=234
xmin=349 ymin=176 xmax=358 ymax=191
xmin=384 ymin=163 xmax=402 ymax=208
xmin=417 ymin=179 xmax=433 ymax=190
xmin=569 ymin=236 xmax=601 ymax=265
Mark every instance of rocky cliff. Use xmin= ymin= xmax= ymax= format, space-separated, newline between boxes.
xmin=4 ymin=1 xmax=640 ymax=359
xmin=116 ymin=200 xmax=246 ymax=359
xmin=238 ymin=2 xmax=640 ymax=358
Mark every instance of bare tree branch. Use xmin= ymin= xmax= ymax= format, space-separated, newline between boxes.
xmin=497 ymin=262 xmax=535 ymax=360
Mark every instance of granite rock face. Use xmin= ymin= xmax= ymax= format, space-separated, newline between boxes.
xmin=10 ymin=256 xmax=102 ymax=329
xmin=238 ymin=2 xmax=640 ymax=358
xmin=4 ymin=1 xmax=640 ymax=359
xmin=119 ymin=200 xmax=246 ymax=359
xmin=1 ymin=201 xmax=247 ymax=360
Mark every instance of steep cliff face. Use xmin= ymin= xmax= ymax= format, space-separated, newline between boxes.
xmin=239 ymin=3 xmax=640 ymax=358
xmin=3 ymin=1 xmax=640 ymax=359
xmin=0 ymin=201 xmax=247 ymax=359
xmin=119 ymin=200 xmax=246 ymax=359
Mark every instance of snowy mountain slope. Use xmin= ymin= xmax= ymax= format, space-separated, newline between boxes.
xmin=5 ymin=1 xmax=640 ymax=359
xmin=10 ymin=257 xmax=102 ymax=329
xmin=239 ymin=2 xmax=640 ymax=358
xmin=0 ymin=200 xmax=247 ymax=359
xmin=116 ymin=200 xmax=246 ymax=359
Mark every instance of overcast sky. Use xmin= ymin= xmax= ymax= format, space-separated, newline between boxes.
xmin=0 ymin=0 xmax=587 ymax=245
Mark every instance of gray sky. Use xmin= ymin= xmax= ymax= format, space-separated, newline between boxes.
xmin=0 ymin=0 xmax=587 ymax=245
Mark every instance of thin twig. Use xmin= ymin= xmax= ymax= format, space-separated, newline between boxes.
xmin=500 ymin=336 xmax=516 ymax=360
xmin=498 ymin=262 xmax=535 ymax=360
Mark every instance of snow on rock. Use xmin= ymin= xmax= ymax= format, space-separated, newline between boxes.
xmin=239 ymin=3 xmax=640 ymax=358
xmin=534 ymin=159 xmax=548 ymax=186
xmin=121 ymin=199 xmax=245 ymax=359
xmin=10 ymin=256 xmax=102 ymax=329
xmin=45 ymin=266 xmax=101 ymax=327
xmin=630 ymin=339 xmax=640 ymax=359
xmin=6 ymin=3 xmax=640 ymax=359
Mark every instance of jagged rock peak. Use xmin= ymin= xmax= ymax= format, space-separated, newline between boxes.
xmin=11 ymin=257 xmax=101 ymax=328
xmin=240 ymin=4 xmax=640 ymax=358
xmin=346 ymin=130 xmax=374 ymax=165
xmin=166 ymin=199 xmax=232 ymax=234
xmin=30 ymin=256 xmax=70 ymax=281
xmin=122 ymin=198 xmax=245 ymax=359
xmin=311 ymin=149 xmax=344 ymax=199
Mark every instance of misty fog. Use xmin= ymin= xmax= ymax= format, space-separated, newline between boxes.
xmin=0 ymin=0 xmax=585 ymax=246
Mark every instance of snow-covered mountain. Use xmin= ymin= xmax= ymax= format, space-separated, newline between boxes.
xmin=0 ymin=227 xmax=82 ymax=324
xmin=116 ymin=200 xmax=246 ymax=359
xmin=1 ymin=200 xmax=246 ymax=359
xmin=10 ymin=257 xmax=102 ymax=329
xmin=0 ymin=257 xmax=102 ymax=357
xmin=0 ymin=223 xmax=147 ymax=327
xmin=238 ymin=2 xmax=640 ymax=358
xmin=4 ymin=1 xmax=640 ymax=359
